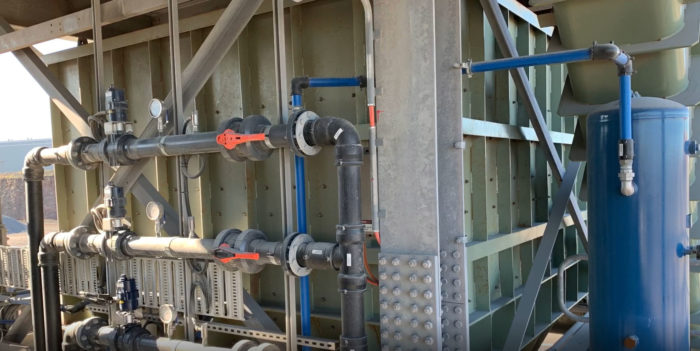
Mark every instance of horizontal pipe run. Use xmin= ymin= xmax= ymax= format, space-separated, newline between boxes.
xmin=463 ymin=44 xmax=630 ymax=76
xmin=308 ymin=77 xmax=365 ymax=88
xmin=64 ymin=318 xmax=234 ymax=351
xmin=125 ymin=132 xmax=220 ymax=159
xmin=45 ymin=229 xmax=342 ymax=271
xmin=290 ymin=76 xmax=366 ymax=95
xmin=122 ymin=236 xmax=215 ymax=259
xmin=80 ymin=131 xmax=220 ymax=165
xmin=466 ymin=48 xmax=592 ymax=74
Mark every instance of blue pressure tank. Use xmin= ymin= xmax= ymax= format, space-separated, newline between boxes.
xmin=587 ymin=97 xmax=689 ymax=350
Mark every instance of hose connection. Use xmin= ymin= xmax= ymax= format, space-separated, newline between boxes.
xmin=618 ymin=139 xmax=635 ymax=196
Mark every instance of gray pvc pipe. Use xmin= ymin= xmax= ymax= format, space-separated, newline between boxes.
xmin=558 ymin=254 xmax=589 ymax=323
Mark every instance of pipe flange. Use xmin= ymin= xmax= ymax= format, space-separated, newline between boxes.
xmin=68 ymin=136 xmax=98 ymax=170
xmin=282 ymin=232 xmax=312 ymax=277
xmin=239 ymin=115 xmax=273 ymax=161
xmin=65 ymin=226 xmax=93 ymax=259
xmin=117 ymin=324 xmax=150 ymax=351
xmin=288 ymin=110 xmax=322 ymax=157
xmin=213 ymin=228 xmax=242 ymax=271
xmin=234 ymin=229 xmax=267 ymax=274
xmin=233 ymin=340 xmax=259 ymax=351
xmin=102 ymin=231 xmax=133 ymax=261
xmin=64 ymin=317 xmax=106 ymax=350
xmin=113 ymin=134 xmax=138 ymax=165
xmin=217 ymin=117 xmax=246 ymax=162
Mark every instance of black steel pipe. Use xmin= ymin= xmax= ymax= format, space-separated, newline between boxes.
xmin=306 ymin=117 xmax=367 ymax=351
xmin=23 ymin=147 xmax=48 ymax=351
xmin=46 ymin=229 xmax=342 ymax=272
xmin=39 ymin=248 xmax=62 ymax=350
xmin=80 ymin=131 xmax=220 ymax=165
xmin=64 ymin=318 xmax=234 ymax=351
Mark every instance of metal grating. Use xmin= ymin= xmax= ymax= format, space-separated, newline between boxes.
xmin=0 ymin=249 xmax=244 ymax=321
xmin=0 ymin=246 xmax=30 ymax=289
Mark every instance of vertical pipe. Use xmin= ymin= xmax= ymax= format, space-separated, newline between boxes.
xmin=336 ymin=141 xmax=367 ymax=351
xmin=292 ymin=94 xmax=312 ymax=350
xmin=24 ymin=177 xmax=46 ymax=351
xmin=359 ymin=0 xmax=380 ymax=243
xmin=620 ymin=74 xmax=632 ymax=140
xmin=292 ymin=94 xmax=302 ymax=107
xmin=40 ymin=249 xmax=61 ymax=350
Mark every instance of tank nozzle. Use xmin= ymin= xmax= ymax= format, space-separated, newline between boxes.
xmin=618 ymin=159 xmax=635 ymax=196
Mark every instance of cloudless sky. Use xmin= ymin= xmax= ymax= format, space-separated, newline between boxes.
xmin=0 ymin=39 xmax=76 ymax=141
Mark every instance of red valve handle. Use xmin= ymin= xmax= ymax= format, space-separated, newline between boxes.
xmin=216 ymin=129 xmax=266 ymax=150
xmin=215 ymin=243 xmax=260 ymax=263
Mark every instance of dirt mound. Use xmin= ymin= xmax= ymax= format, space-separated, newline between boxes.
xmin=0 ymin=172 xmax=56 ymax=221
xmin=1 ymin=215 xmax=26 ymax=234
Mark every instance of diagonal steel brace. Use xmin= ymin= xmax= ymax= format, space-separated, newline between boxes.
xmin=79 ymin=0 xmax=265 ymax=234
xmin=0 ymin=16 xmax=180 ymax=235
xmin=479 ymin=0 xmax=589 ymax=252
xmin=503 ymin=161 xmax=581 ymax=350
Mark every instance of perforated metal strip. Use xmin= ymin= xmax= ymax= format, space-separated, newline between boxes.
xmin=204 ymin=322 xmax=339 ymax=350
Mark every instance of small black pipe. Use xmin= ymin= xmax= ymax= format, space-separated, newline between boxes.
xmin=39 ymin=247 xmax=62 ymax=350
xmin=306 ymin=117 xmax=367 ymax=351
xmin=298 ymin=241 xmax=342 ymax=271
xmin=23 ymin=148 xmax=47 ymax=351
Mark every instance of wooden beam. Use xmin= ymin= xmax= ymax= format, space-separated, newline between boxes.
xmin=0 ymin=0 xmax=181 ymax=55
xmin=41 ymin=0 xmax=320 ymax=65
xmin=43 ymin=8 xmax=224 ymax=65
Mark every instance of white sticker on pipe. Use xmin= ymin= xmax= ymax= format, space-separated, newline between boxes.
xmin=334 ymin=128 xmax=344 ymax=140
xmin=311 ymin=249 xmax=323 ymax=255
xmin=346 ymin=253 xmax=352 ymax=266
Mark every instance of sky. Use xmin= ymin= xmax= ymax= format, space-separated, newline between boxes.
xmin=0 ymin=39 xmax=76 ymax=141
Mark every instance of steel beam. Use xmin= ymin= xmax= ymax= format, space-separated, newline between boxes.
xmin=80 ymin=0 xmax=264 ymax=228
xmin=272 ymin=0 xmax=298 ymax=349
xmin=479 ymin=0 xmax=589 ymax=252
xmin=375 ymin=0 xmax=469 ymax=348
xmin=0 ymin=0 xmax=187 ymax=55
xmin=502 ymin=161 xmax=581 ymax=350
xmin=435 ymin=0 xmax=470 ymax=348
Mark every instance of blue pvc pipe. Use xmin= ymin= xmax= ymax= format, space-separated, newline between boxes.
xmin=308 ymin=77 xmax=364 ymax=88
xmin=619 ymin=74 xmax=632 ymax=140
xmin=468 ymin=48 xmax=592 ymax=74
xmin=292 ymin=94 xmax=312 ymax=350
xmin=292 ymin=94 xmax=302 ymax=107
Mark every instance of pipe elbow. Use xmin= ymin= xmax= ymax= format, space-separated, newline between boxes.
xmin=590 ymin=43 xmax=633 ymax=76
xmin=590 ymin=43 xmax=621 ymax=61
xmin=291 ymin=77 xmax=310 ymax=96
xmin=39 ymin=232 xmax=59 ymax=253
xmin=308 ymin=117 xmax=361 ymax=147
xmin=23 ymin=147 xmax=46 ymax=181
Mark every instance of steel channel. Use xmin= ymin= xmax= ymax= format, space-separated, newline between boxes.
xmin=205 ymin=323 xmax=338 ymax=350
xmin=272 ymin=0 xmax=298 ymax=349
xmin=435 ymin=0 xmax=469 ymax=348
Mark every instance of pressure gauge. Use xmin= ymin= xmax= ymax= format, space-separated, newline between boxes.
xmin=148 ymin=98 xmax=164 ymax=119
xmin=159 ymin=304 xmax=177 ymax=325
xmin=146 ymin=201 xmax=164 ymax=222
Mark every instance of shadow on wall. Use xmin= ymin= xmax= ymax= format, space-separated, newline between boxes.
xmin=0 ymin=172 xmax=56 ymax=221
